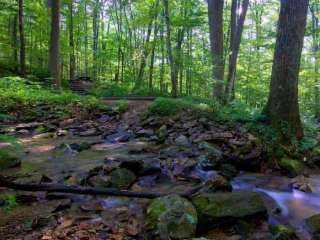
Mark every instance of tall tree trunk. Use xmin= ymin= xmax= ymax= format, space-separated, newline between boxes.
xmin=49 ymin=0 xmax=61 ymax=89
xmin=69 ymin=0 xmax=76 ymax=81
xmin=12 ymin=14 xmax=18 ymax=72
xmin=311 ymin=4 xmax=320 ymax=118
xmin=264 ymin=0 xmax=308 ymax=141
xmin=208 ymin=0 xmax=224 ymax=101
xmin=225 ymin=0 xmax=249 ymax=103
xmin=163 ymin=0 xmax=177 ymax=98
xmin=18 ymin=0 xmax=26 ymax=76
xmin=92 ymin=0 xmax=100 ymax=80
xmin=159 ymin=17 xmax=165 ymax=93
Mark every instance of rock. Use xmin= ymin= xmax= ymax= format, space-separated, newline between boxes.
xmin=105 ymin=131 xmax=133 ymax=143
xmin=136 ymin=129 xmax=154 ymax=137
xmin=279 ymin=158 xmax=304 ymax=177
xmin=56 ymin=129 xmax=68 ymax=137
xmin=219 ymin=164 xmax=239 ymax=180
xmin=15 ymin=122 xmax=42 ymax=130
xmin=119 ymin=160 xmax=144 ymax=175
xmin=0 ymin=145 xmax=21 ymax=170
xmin=306 ymin=214 xmax=320 ymax=234
xmin=79 ymin=128 xmax=99 ymax=137
xmin=175 ymin=135 xmax=190 ymax=146
xmin=157 ymin=125 xmax=168 ymax=142
xmin=203 ymin=175 xmax=232 ymax=192
xmin=290 ymin=176 xmax=313 ymax=193
xmin=192 ymin=191 xmax=267 ymax=231
xmin=110 ymin=168 xmax=136 ymax=189
xmin=269 ymin=224 xmax=298 ymax=240
xmin=198 ymin=142 xmax=222 ymax=163
xmin=146 ymin=194 xmax=198 ymax=239
xmin=88 ymin=175 xmax=111 ymax=188
xmin=197 ymin=154 xmax=218 ymax=170
xmin=16 ymin=129 xmax=31 ymax=136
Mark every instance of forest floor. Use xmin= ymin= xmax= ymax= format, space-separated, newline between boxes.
xmin=0 ymin=98 xmax=320 ymax=240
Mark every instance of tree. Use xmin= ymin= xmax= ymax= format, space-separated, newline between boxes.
xmin=68 ymin=0 xmax=76 ymax=81
xmin=163 ymin=0 xmax=177 ymax=98
xmin=18 ymin=0 xmax=26 ymax=76
xmin=225 ymin=0 xmax=249 ymax=103
xmin=49 ymin=0 xmax=61 ymax=89
xmin=207 ymin=0 xmax=224 ymax=101
xmin=264 ymin=0 xmax=309 ymax=141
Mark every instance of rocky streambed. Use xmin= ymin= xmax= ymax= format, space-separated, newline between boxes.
xmin=0 ymin=102 xmax=320 ymax=239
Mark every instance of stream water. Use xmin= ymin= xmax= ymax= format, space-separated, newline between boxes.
xmin=3 ymin=134 xmax=320 ymax=239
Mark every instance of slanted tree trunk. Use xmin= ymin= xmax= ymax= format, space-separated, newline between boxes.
xmin=208 ymin=0 xmax=224 ymax=101
xmin=49 ymin=0 xmax=61 ymax=89
xmin=18 ymin=0 xmax=26 ymax=76
xmin=264 ymin=0 xmax=308 ymax=141
xmin=69 ymin=0 xmax=76 ymax=81
xmin=163 ymin=0 xmax=177 ymax=98
xmin=225 ymin=0 xmax=249 ymax=103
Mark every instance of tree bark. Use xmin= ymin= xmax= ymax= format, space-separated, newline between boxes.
xmin=225 ymin=0 xmax=249 ymax=104
xmin=49 ymin=0 xmax=61 ymax=89
xmin=69 ymin=0 xmax=76 ymax=81
xmin=12 ymin=14 xmax=18 ymax=72
xmin=163 ymin=0 xmax=177 ymax=98
xmin=18 ymin=0 xmax=26 ymax=76
xmin=208 ymin=0 xmax=224 ymax=101
xmin=264 ymin=0 xmax=308 ymax=141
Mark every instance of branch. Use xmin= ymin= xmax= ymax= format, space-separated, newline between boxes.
xmin=0 ymin=176 xmax=202 ymax=199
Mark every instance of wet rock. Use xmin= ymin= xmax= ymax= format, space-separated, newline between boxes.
xmin=105 ymin=131 xmax=133 ymax=143
xmin=146 ymin=194 xmax=198 ymax=239
xmin=269 ymin=224 xmax=298 ymax=240
xmin=290 ymin=176 xmax=313 ymax=193
xmin=279 ymin=158 xmax=304 ymax=177
xmin=192 ymin=191 xmax=267 ymax=231
xmin=175 ymin=135 xmax=190 ymax=146
xmin=198 ymin=142 xmax=222 ymax=163
xmin=110 ymin=168 xmax=136 ymax=189
xmin=15 ymin=122 xmax=42 ymax=130
xmin=306 ymin=214 xmax=320 ymax=235
xmin=197 ymin=154 xmax=218 ymax=171
xmin=219 ymin=164 xmax=239 ymax=180
xmin=203 ymin=175 xmax=232 ymax=192
xmin=0 ymin=144 xmax=21 ymax=170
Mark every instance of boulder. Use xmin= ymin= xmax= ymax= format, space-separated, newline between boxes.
xmin=0 ymin=145 xmax=21 ymax=170
xmin=279 ymin=158 xmax=304 ymax=177
xmin=157 ymin=125 xmax=168 ymax=142
xmin=192 ymin=191 xmax=267 ymax=231
xmin=110 ymin=168 xmax=136 ymax=189
xmin=306 ymin=214 xmax=320 ymax=235
xmin=146 ymin=194 xmax=198 ymax=239
xmin=175 ymin=135 xmax=190 ymax=146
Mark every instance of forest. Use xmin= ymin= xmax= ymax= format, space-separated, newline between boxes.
xmin=1 ymin=0 xmax=320 ymax=239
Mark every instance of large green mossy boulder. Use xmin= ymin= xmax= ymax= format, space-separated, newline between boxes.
xmin=0 ymin=145 xmax=21 ymax=170
xmin=109 ymin=168 xmax=136 ymax=189
xmin=279 ymin=158 xmax=304 ymax=177
xmin=269 ymin=224 xmax=298 ymax=240
xmin=306 ymin=214 xmax=320 ymax=234
xmin=146 ymin=194 xmax=198 ymax=239
xmin=192 ymin=191 xmax=267 ymax=230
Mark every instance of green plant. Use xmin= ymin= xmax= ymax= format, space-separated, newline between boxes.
xmin=2 ymin=194 xmax=18 ymax=212
xmin=113 ymin=100 xmax=129 ymax=113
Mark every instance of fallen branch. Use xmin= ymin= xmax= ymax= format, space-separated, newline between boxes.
xmin=0 ymin=176 xmax=202 ymax=199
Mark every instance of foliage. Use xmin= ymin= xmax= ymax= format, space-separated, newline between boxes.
xmin=1 ymin=194 xmax=18 ymax=213
xmin=112 ymin=100 xmax=129 ymax=113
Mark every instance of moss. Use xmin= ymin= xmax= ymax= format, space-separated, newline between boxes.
xmin=110 ymin=168 xmax=136 ymax=189
xmin=0 ymin=146 xmax=21 ymax=170
xmin=269 ymin=224 xmax=297 ymax=240
xmin=279 ymin=158 xmax=304 ymax=176
xmin=306 ymin=214 xmax=320 ymax=234
xmin=192 ymin=192 xmax=267 ymax=230
xmin=146 ymin=194 xmax=198 ymax=239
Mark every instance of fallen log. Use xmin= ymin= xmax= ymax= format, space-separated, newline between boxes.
xmin=0 ymin=176 xmax=202 ymax=199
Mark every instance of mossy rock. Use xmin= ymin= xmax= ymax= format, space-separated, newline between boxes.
xmin=269 ymin=224 xmax=298 ymax=240
xmin=0 ymin=145 xmax=21 ymax=170
xmin=279 ymin=158 xmax=304 ymax=177
xmin=306 ymin=214 xmax=320 ymax=234
xmin=110 ymin=168 xmax=136 ymax=189
xmin=192 ymin=191 xmax=267 ymax=231
xmin=146 ymin=194 xmax=198 ymax=239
